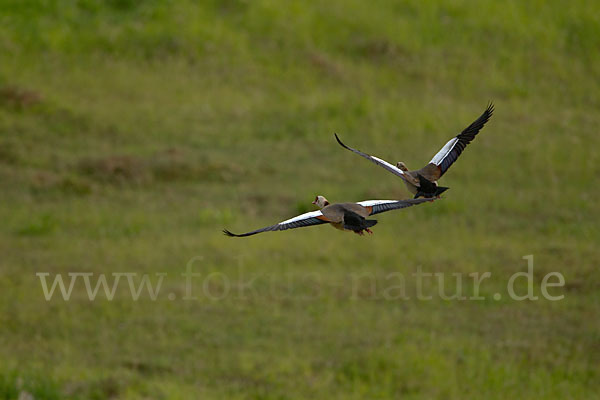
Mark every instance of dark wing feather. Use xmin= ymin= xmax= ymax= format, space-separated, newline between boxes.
xmin=423 ymin=103 xmax=494 ymax=179
xmin=224 ymin=211 xmax=328 ymax=237
xmin=359 ymin=198 xmax=434 ymax=216
xmin=334 ymin=133 xmax=409 ymax=181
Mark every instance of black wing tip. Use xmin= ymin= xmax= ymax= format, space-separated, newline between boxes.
xmin=485 ymin=102 xmax=495 ymax=117
xmin=223 ymin=229 xmax=238 ymax=237
xmin=457 ymin=102 xmax=494 ymax=139
xmin=334 ymin=133 xmax=351 ymax=150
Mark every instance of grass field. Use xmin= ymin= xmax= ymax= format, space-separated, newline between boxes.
xmin=1 ymin=1 xmax=599 ymax=399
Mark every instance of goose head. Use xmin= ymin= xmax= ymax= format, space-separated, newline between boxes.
xmin=312 ymin=195 xmax=330 ymax=208
xmin=396 ymin=162 xmax=409 ymax=172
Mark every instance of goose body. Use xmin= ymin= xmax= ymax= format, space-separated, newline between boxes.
xmin=319 ymin=201 xmax=377 ymax=234
xmin=335 ymin=103 xmax=494 ymax=198
xmin=223 ymin=196 xmax=434 ymax=237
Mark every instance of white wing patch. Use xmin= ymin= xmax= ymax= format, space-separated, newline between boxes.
xmin=279 ymin=210 xmax=323 ymax=225
xmin=371 ymin=156 xmax=405 ymax=176
xmin=356 ymin=200 xmax=399 ymax=207
xmin=430 ymin=137 xmax=458 ymax=166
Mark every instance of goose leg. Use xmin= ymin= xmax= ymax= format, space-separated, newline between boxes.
xmin=365 ymin=228 xmax=373 ymax=235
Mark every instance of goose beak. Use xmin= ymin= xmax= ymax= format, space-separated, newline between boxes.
xmin=311 ymin=200 xmax=316 ymax=205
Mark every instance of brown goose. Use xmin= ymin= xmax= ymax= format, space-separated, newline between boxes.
xmin=223 ymin=196 xmax=434 ymax=237
xmin=335 ymin=103 xmax=494 ymax=198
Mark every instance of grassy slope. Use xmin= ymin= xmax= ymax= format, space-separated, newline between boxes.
xmin=0 ymin=0 xmax=599 ymax=398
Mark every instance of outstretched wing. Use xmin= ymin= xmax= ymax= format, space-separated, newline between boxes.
xmin=334 ymin=134 xmax=409 ymax=182
xmin=357 ymin=198 xmax=434 ymax=216
xmin=418 ymin=103 xmax=494 ymax=181
xmin=224 ymin=210 xmax=329 ymax=237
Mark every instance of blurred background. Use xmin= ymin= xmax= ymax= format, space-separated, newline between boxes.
xmin=0 ymin=1 xmax=598 ymax=399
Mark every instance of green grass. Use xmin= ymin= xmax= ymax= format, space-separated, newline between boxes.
xmin=0 ymin=0 xmax=599 ymax=398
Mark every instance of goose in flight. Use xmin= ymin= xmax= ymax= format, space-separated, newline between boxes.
xmin=223 ymin=196 xmax=434 ymax=237
xmin=335 ymin=103 xmax=494 ymax=198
